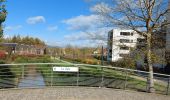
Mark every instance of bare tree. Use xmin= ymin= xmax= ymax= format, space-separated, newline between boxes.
xmin=91 ymin=0 xmax=170 ymax=93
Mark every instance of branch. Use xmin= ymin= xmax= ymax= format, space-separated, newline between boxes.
xmin=152 ymin=8 xmax=170 ymax=29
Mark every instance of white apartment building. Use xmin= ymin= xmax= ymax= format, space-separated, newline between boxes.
xmin=107 ymin=29 xmax=142 ymax=62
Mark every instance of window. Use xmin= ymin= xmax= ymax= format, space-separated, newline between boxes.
xmin=119 ymin=54 xmax=129 ymax=57
xmin=120 ymin=32 xmax=131 ymax=36
xmin=119 ymin=39 xmax=130 ymax=43
xmin=109 ymin=49 xmax=112 ymax=53
xmin=137 ymin=38 xmax=146 ymax=43
xmin=109 ymin=32 xmax=113 ymax=39
xmin=137 ymin=45 xmax=146 ymax=49
xmin=110 ymin=35 xmax=112 ymax=39
xmin=120 ymin=46 xmax=129 ymax=50
xmin=37 ymin=49 xmax=41 ymax=55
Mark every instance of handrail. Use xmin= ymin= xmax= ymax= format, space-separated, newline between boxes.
xmin=0 ymin=62 xmax=169 ymax=95
xmin=0 ymin=63 xmax=170 ymax=77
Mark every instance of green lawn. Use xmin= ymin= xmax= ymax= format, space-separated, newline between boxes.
xmin=39 ymin=63 xmax=168 ymax=95
xmin=0 ymin=58 xmax=169 ymax=95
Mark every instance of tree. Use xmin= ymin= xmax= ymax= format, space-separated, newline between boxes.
xmin=11 ymin=35 xmax=17 ymax=43
xmin=0 ymin=0 xmax=7 ymax=41
xmin=4 ymin=35 xmax=45 ymax=46
xmin=91 ymin=0 xmax=170 ymax=93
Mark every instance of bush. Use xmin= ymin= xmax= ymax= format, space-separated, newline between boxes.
xmin=0 ymin=60 xmax=5 ymax=64
xmin=0 ymin=51 xmax=6 ymax=60
xmin=13 ymin=55 xmax=52 ymax=63
xmin=111 ymin=58 xmax=135 ymax=69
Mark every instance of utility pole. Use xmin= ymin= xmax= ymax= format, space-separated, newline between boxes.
xmin=101 ymin=45 xmax=104 ymax=66
xmin=100 ymin=45 xmax=104 ymax=87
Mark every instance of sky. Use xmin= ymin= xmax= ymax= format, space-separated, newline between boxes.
xmin=4 ymin=0 xmax=109 ymax=47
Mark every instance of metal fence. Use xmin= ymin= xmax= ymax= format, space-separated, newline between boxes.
xmin=0 ymin=63 xmax=169 ymax=95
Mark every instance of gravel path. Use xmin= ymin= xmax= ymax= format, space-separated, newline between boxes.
xmin=0 ymin=87 xmax=169 ymax=100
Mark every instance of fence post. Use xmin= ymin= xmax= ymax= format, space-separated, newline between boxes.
xmin=146 ymin=77 xmax=149 ymax=92
xmin=77 ymin=66 xmax=79 ymax=86
xmin=166 ymin=77 xmax=170 ymax=95
xmin=124 ymin=70 xmax=128 ymax=90
xmin=100 ymin=67 xmax=104 ymax=88
xmin=15 ymin=77 xmax=19 ymax=88
xmin=51 ymin=66 xmax=53 ymax=87
xmin=22 ymin=65 xmax=25 ymax=79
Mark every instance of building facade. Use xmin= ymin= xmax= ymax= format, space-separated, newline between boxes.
xmin=0 ymin=43 xmax=45 ymax=55
xmin=107 ymin=29 xmax=142 ymax=62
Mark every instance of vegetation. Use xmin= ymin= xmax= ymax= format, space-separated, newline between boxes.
xmin=92 ymin=0 xmax=170 ymax=93
xmin=64 ymin=45 xmax=96 ymax=59
xmin=0 ymin=55 xmax=168 ymax=94
xmin=110 ymin=58 xmax=135 ymax=69
xmin=61 ymin=56 xmax=101 ymax=65
xmin=0 ymin=50 xmax=6 ymax=60
xmin=3 ymin=35 xmax=45 ymax=46
xmin=0 ymin=0 xmax=7 ymax=41
xmin=0 ymin=55 xmax=54 ymax=88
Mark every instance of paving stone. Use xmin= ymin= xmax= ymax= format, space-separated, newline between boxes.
xmin=0 ymin=87 xmax=169 ymax=100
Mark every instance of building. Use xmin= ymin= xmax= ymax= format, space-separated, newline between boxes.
xmin=0 ymin=43 xmax=46 ymax=55
xmin=107 ymin=29 xmax=143 ymax=62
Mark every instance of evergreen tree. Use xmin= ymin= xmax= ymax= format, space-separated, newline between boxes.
xmin=0 ymin=0 xmax=7 ymax=40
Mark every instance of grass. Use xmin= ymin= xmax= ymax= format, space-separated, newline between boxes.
xmin=0 ymin=57 xmax=169 ymax=95
xmin=39 ymin=63 xmax=168 ymax=95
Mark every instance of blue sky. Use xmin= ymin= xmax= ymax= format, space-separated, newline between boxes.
xmin=4 ymin=0 xmax=108 ymax=47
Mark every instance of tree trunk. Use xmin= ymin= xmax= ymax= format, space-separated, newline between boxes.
xmin=147 ymin=33 xmax=155 ymax=93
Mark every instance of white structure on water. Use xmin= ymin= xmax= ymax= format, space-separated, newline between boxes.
xmin=107 ymin=29 xmax=142 ymax=62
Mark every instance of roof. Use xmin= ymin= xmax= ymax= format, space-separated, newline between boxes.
xmin=0 ymin=43 xmax=18 ymax=47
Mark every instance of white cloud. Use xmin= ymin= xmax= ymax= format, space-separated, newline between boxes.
xmin=63 ymin=15 xmax=102 ymax=31
xmin=64 ymin=27 xmax=111 ymax=47
xmin=47 ymin=25 xmax=58 ymax=31
xmin=62 ymin=14 xmax=113 ymax=47
xmin=90 ymin=2 xmax=111 ymax=13
xmin=3 ymin=34 xmax=10 ymax=38
xmin=26 ymin=16 xmax=46 ymax=24
xmin=5 ymin=25 xmax=22 ymax=31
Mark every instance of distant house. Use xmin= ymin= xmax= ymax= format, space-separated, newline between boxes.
xmin=93 ymin=48 xmax=100 ymax=55
xmin=0 ymin=43 xmax=46 ymax=55
xmin=93 ymin=48 xmax=107 ymax=56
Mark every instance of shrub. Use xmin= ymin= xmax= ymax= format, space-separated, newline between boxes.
xmin=0 ymin=60 xmax=5 ymax=64
xmin=13 ymin=55 xmax=52 ymax=63
xmin=0 ymin=51 xmax=6 ymax=59
xmin=111 ymin=58 xmax=135 ymax=69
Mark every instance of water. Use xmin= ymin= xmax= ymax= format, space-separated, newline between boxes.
xmin=18 ymin=73 xmax=45 ymax=88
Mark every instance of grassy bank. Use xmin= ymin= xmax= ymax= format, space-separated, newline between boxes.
xmin=0 ymin=57 xmax=169 ymax=95
xmin=41 ymin=64 xmax=168 ymax=95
